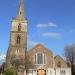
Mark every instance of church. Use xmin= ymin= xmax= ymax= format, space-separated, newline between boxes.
xmin=5 ymin=0 xmax=71 ymax=75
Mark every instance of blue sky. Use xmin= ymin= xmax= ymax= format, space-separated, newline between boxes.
xmin=0 ymin=0 xmax=75 ymax=61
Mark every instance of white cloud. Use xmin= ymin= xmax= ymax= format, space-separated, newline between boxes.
xmin=42 ymin=32 xmax=61 ymax=38
xmin=36 ymin=22 xmax=57 ymax=28
xmin=0 ymin=54 xmax=6 ymax=62
xmin=48 ymin=22 xmax=57 ymax=27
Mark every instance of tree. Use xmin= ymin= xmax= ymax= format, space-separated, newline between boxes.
xmin=64 ymin=45 xmax=75 ymax=75
xmin=0 ymin=62 xmax=5 ymax=74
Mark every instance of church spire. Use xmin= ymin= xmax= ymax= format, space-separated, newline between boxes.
xmin=17 ymin=0 xmax=25 ymax=21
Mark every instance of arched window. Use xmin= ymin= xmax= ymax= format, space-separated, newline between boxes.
xmin=18 ymin=23 xmax=21 ymax=31
xmin=37 ymin=53 xmax=43 ymax=64
xmin=16 ymin=35 xmax=21 ymax=44
xmin=35 ymin=53 xmax=46 ymax=65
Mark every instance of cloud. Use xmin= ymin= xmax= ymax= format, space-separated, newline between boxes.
xmin=0 ymin=54 xmax=6 ymax=63
xmin=36 ymin=22 xmax=57 ymax=29
xmin=42 ymin=32 xmax=61 ymax=38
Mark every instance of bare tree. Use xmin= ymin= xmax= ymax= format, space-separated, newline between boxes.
xmin=64 ymin=45 xmax=75 ymax=75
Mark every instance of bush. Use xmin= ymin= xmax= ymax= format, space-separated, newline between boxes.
xmin=4 ymin=67 xmax=17 ymax=75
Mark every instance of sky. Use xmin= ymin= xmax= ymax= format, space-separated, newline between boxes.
xmin=0 ymin=0 xmax=75 ymax=63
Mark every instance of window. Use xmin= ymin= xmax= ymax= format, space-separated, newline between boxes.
xmin=16 ymin=35 xmax=21 ymax=44
xmin=35 ymin=54 xmax=36 ymax=64
xmin=57 ymin=61 xmax=61 ymax=67
xmin=35 ymin=53 xmax=46 ymax=65
xmin=37 ymin=53 xmax=43 ymax=64
xmin=20 ymin=12 xmax=21 ymax=15
xmin=50 ymin=70 xmax=52 ymax=75
xmin=44 ymin=54 xmax=45 ymax=64
xmin=18 ymin=23 xmax=21 ymax=31
xmin=60 ymin=70 xmax=66 ymax=75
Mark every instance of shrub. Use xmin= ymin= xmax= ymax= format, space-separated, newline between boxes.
xmin=4 ymin=67 xmax=17 ymax=75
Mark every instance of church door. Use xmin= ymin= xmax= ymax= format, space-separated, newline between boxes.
xmin=37 ymin=69 xmax=46 ymax=75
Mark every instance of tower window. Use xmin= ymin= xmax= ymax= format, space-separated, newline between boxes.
xmin=18 ymin=23 xmax=21 ymax=31
xmin=16 ymin=35 xmax=21 ymax=44
xmin=20 ymin=12 xmax=21 ymax=15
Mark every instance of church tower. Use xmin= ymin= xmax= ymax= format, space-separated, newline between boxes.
xmin=6 ymin=0 xmax=27 ymax=68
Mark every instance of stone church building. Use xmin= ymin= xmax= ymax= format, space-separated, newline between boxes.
xmin=5 ymin=0 xmax=71 ymax=75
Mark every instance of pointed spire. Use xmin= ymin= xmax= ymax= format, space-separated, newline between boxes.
xmin=17 ymin=0 xmax=25 ymax=21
